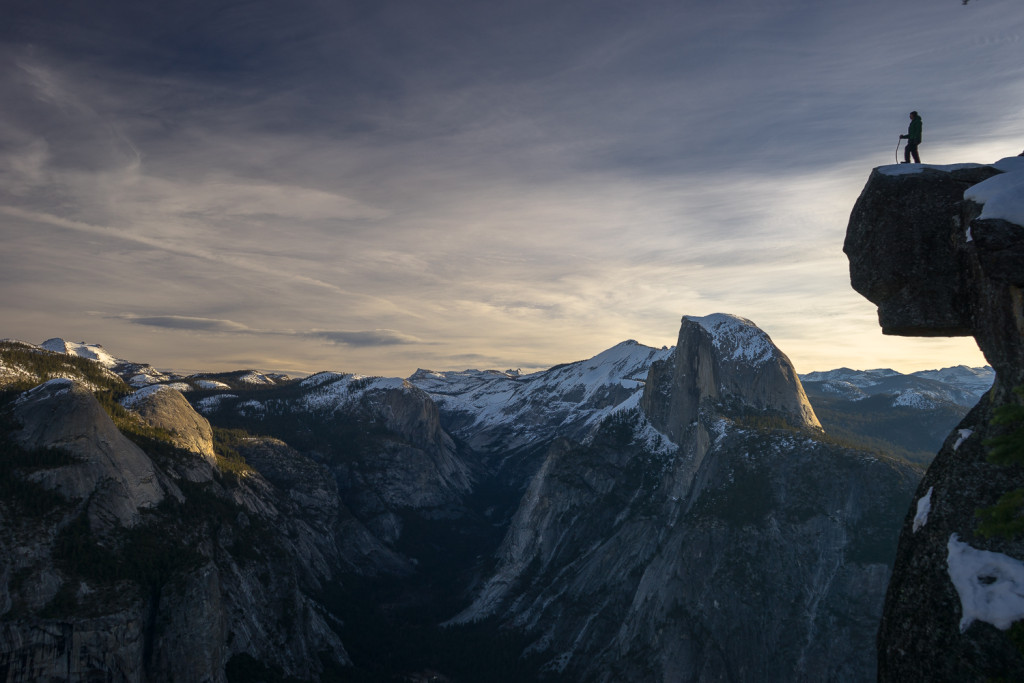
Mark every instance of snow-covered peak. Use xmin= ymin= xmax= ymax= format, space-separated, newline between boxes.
xmin=545 ymin=339 xmax=670 ymax=393
xmin=300 ymin=371 xmax=348 ymax=388
xmin=41 ymin=338 xmax=120 ymax=368
xmin=193 ymin=379 xmax=231 ymax=390
xmin=684 ymin=313 xmax=776 ymax=365
xmin=235 ymin=370 xmax=277 ymax=385
xmin=408 ymin=368 xmax=520 ymax=396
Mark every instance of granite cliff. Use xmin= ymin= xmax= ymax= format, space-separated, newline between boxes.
xmin=845 ymin=158 xmax=1024 ymax=679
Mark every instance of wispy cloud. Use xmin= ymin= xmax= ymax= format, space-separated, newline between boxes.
xmin=1 ymin=0 xmax=1019 ymax=376
xmin=308 ymin=330 xmax=427 ymax=347
xmin=113 ymin=314 xmax=252 ymax=333
xmin=111 ymin=312 xmax=425 ymax=348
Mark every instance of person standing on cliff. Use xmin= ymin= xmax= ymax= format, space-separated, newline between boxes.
xmin=900 ymin=111 xmax=923 ymax=163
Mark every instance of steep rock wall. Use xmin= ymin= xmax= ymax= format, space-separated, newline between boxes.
xmin=845 ymin=161 xmax=1024 ymax=679
xmin=641 ymin=313 xmax=820 ymax=443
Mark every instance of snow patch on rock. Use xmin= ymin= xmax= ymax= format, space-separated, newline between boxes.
xmin=196 ymin=394 xmax=238 ymax=414
xmin=16 ymin=377 xmax=74 ymax=404
xmin=953 ymin=429 xmax=974 ymax=451
xmin=876 ymin=162 xmax=986 ymax=177
xmin=965 ymin=157 xmax=1024 ymax=227
xmin=684 ymin=313 xmax=775 ymax=365
xmin=912 ymin=487 xmax=933 ymax=533
xmin=194 ymin=379 xmax=231 ymax=390
xmin=947 ymin=533 xmax=1024 ymax=632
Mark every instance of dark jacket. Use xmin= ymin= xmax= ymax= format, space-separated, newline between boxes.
xmin=907 ymin=115 xmax=922 ymax=144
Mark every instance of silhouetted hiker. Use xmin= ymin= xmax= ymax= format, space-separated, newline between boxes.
xmin=900 ymin=111 xmax=922 ymax=163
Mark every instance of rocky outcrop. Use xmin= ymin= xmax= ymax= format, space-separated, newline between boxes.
xmin=0 ymin=380 xmax=355 ymax=682
xmin=11 ymin=378 xmax=169 ymax=529
xmin=845 ymin=161 xmax=1024 ymax=679
xmin=844 ymin=165 xmax=1001 ymax=336
xmin=122 ymin=385 xmax=216 ymax=462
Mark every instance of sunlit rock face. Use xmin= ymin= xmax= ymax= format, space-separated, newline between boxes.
xmin=845 ymin=161 xmax=1024 ymax=680
xmin=641 ymin=313 xmax=820 ymax=443
xmin=0 ymin=380 xmax=362 ymax=681
xmin=453 ymin=314 xmax=917 ymax=682
xmin=123 ymin=385 xmax=217 ymax=463
xmin=11 ymin=379 xmax=169 ymax=530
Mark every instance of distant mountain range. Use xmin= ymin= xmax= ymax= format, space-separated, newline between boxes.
xmin=798 ymin=365 xmax=993 ymax=464
xmin=22 ymin=335 xmax=992 ymax=467
xmin=799 ymin=365 xmax=993 ymax=408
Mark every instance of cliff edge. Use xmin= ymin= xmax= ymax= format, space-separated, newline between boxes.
xmin=845 ymin=159 xmax=1024 ymax=679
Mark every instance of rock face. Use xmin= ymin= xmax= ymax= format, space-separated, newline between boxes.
xmin=122 ymin=385 xmax=216 ymax=462
xmin=211 ymin=374 xmax=475 ymax=546
xmin=0 ymin=378 xmax=355 ymax=682
xmin=845 ymin=161 xmax=1024 ymax=679
xmin=641 ymin=314 xmax=820 ymax=443
xmin=11 ymin=378 xmax=168 ymax=529
xmin=452 ymin=314 xmax=917 ymax=681
xmin=844 ymin=165 xmax=1002 ymax=336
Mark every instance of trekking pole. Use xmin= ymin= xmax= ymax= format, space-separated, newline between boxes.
xmin=895 ymin=137 xmax=902 ymax=164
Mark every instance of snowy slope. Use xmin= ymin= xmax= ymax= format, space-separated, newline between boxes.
xmin=40 ymin=338 xmax=120 ymax=368
xmin=911 ymin=365 xmax=996 ymax=397
xmin=408 ymin=340 xmax=673 ymax=448
xmin=39 ymin=337 xmax=178 ymax=387
xmin=298 ymin=373 xmax=411 ymax=412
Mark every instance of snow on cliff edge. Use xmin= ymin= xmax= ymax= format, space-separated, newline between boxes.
xmin=684 ymin=313 xmax=776 ymax=365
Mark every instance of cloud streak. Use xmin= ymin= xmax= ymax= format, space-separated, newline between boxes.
xmin=112 ymin=313 xmax=425 ymax=348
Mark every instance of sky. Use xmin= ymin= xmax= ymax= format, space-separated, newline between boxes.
xmin=1 ymin=0 xmax=1022 ymax=378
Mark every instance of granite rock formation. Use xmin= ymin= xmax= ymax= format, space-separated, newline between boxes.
xmin=452 ymin=314 xmax=918 ymax=681
xmin=0 ymin=377 xmax=355 ymax=682
xmin=121 ymin=385 xmax=217 ymax=463
xmin=641 ymin=313 xmax=820 ymax=443
xmin=845 ymin=161 xmax=1024 ymax=679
